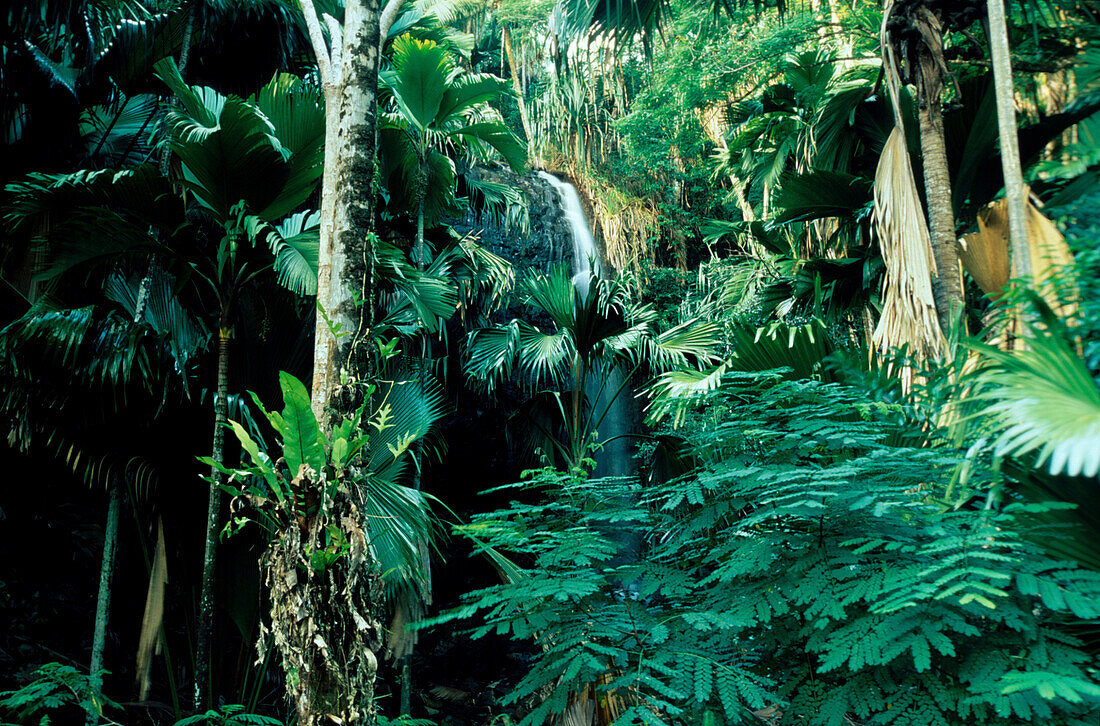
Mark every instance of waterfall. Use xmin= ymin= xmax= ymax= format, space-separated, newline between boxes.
xmin=538 ymin=171 xmax=600 ymax=293
xmin=538 ymin=172 xmax=634 ymax=487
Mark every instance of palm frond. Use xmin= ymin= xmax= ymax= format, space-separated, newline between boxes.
xmin=518 ymin=325 xmax=574 ymax=390
xmin=167 ymin=95 xmax=289 ymax=222
xmin=103 ymin=269 xmax=209 ymax=375
xmin=462 ymin=174 xmax=530 ymax=234
xmin=975 ymin=327 xmax=1100 ymax=479
xmin=241 ymin=210 xmax=320 ymax=296
xmin=645 ymin=362 xmax=731 ymax=427
xmin=78 ymin=94 xmax=159 ymax=167
xmin=367 ymin=375 xmax=449 ymax=485
xmin=251 ymin=73 xmax=325 ymax=220
xmin=5 ymin=165 xmax=176 ymax=232
xmin=644 ymin=319 xmax=723 ymax=373
xmin=728 ymin=319 xmax=836 ymax=380
xmin=386 ymin=34 xmax=452 ymax=132
xmin=374 ymin=240 xmax=459 ymax=332
xmin=871 ymin=126 xmax=945 ymax=360
xmin=464 ymin=322 xmax=522 ymax=395
xmin=522 ymin=266 xmax=579 ymax=331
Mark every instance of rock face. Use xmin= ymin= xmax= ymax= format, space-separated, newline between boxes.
xmin=451 ymin=167 xmax=573 ymax=275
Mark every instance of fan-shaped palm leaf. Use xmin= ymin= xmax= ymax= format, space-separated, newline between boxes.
xmin=250 ymin=73 xmax=325 ymax=220
xmin=167 ymin=95 xmax=290 ymax=221
xmin=464 ymin=322 xmax=521 ymax=395
xmin=644 ymin=319 xmax=723 ymax=372
xmin=387 ymin=34 xmax=452 ymax=132
xmin=518 ymin=325 xmax=575 ymax=390
xmin=975 ymin=326 xmax=1100 ymax=479
xmin=522 ymin=265 xmax=579 ymax=331
xmin=241 ymin=209 xmax=321 ymax=296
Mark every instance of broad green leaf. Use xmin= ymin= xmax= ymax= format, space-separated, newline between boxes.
xmin=278 ymin=371 xmax=326 ymax=477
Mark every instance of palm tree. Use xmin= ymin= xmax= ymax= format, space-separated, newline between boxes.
xmin=0 ymin=267 xmax=207 ymax=714
xmin=881 ymin=0 xmax=967 ymax=333
xmin=379 ymin=30 xmax=524 ymax=487
xmin=986 ymin=0 xmax=1031 ymax=280
xmin=466 ymin=266 xmax=720 ymax=469
xmin=380 ymin=33 xmax=526 ymax=273
xmin=5 ymin=65 xmax=325 ymax=707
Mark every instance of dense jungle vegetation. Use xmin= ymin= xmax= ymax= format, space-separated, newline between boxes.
xmin=2 ymin=0 xmax=1100 ymax=724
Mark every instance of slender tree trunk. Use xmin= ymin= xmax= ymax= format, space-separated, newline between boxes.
xmin=413 ymin=186 xmax=426 ymax=493
xmin=571 ymin=354 xmax=582 ymax=464
xmin=987 ymin=0 xmax=1031 ymax=279
xmin=86 ymin=485 xmax=120 ymax=726
xmin=913 ymin=9 xmax=965 ymax=333
xmin=501 ymin=25 xmax=534 ymax=152
xmin=416 ymin=182 xmax=426 ymax=273
xmin=195 ymin=324 xmax=230 ymax=709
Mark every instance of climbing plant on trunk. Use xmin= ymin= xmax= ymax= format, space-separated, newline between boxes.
xmin=296 ymin=0 xmax=400 ymax=720
xmin=302 ymin=0 xmax=408 ymax=426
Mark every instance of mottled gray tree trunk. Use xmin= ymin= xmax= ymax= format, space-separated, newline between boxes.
xmin=309 ymin=0 xmax=395 ymax=426
xmin=295 ymin=0 xmax=397 ymax=721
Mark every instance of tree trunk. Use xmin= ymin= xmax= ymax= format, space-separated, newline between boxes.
xmin=987 ymin=0 xmax=1031 ymax=279
xmin=195 ymin=324 xmax=230 ymax=709
xmin=86 ymin=485 xmax=120 ymax=726
xmin=296 ymin=2 xmax=386 ymax=723
xmin=502 ymin=25 xmax=534 ymax=152
xmin=413 ymin=184 xmax=426 ymax=495
xmin=310 ymin=0 xmax=384 ymax=427
xmin=913 ymin=9 xmax=965 ymax=333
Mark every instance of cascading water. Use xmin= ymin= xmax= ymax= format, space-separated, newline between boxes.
xmin=538 ymin=171 xmax=600 ymax=295
xmin=538 ymin=172 xmax=634 ymax=487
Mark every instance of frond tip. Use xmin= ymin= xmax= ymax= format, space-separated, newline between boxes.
xmin=975 ymin=327 xmax=1100 ymax=479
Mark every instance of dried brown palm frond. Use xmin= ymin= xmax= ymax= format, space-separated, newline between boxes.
xmin=135 ymin=518 xmax=167 ymax=701
xmin=958 ymin=193 xmax=1078 ymax=318
xmin=557 ymin=671 xmax=628 ymax=726
xmin=871 ymin=0 xmax=947 ymax=364
xmin=871 ymin=125 xmax=947 ymax=361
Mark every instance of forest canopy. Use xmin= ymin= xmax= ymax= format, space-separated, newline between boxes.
xmin=1 ymin=0 xmax=1100 ymax=725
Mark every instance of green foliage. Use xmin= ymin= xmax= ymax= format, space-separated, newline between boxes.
xmin=209 ymin=370 xmax=443 ymax=604
xmin=173 ymin=704 xmax=282 ymax=726
xmin=430 ymin=371 xmax=1100 ymax=725
xmin=373 ymin=715 xmax=437 ymax=726
xmin=465 ymin=266 xmax=720 ymax=467
xmin=380 ymin=33 xmax=526 ymax=229
xmin=972 ymin=320 xmax=1100 ymax=479
xmin=0 ymin=663 xmax=119 ymax=726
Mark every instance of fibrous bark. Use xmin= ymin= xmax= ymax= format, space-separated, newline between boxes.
xmin=909 ymin=7 xmax=966 ymax=333
xmin=261 ymin=473 xmax=383 ymax=726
